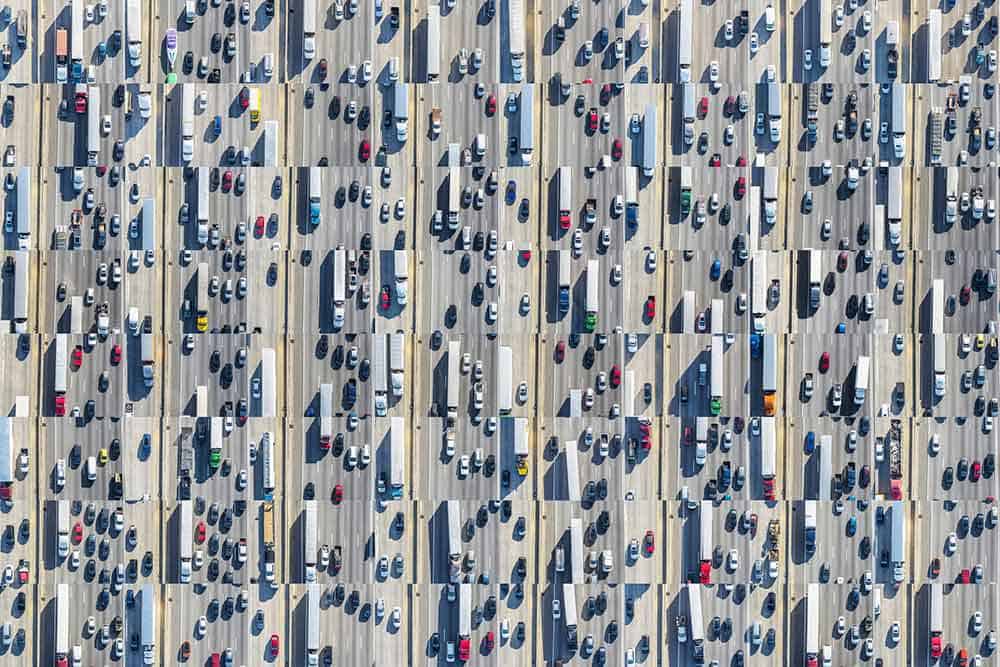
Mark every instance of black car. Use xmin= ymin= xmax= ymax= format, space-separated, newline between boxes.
xmin=329 ymin=96 xmax=341 ymax=118
xmin=210 ymin=350 xmax=221 ymax=372
xmin=183 ymin=51 xmax=194 ymax=73
xmin=358 ymin=105 xmax=370 ymax=128
xmin=304 ymin=87 xmax=314 ymax=107
xmin=211 ymin=32 xmax=222 ymax=52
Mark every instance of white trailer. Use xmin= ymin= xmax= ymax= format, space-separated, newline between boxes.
xmin=333 ymin=247 xmax=345 ymax=329
xmin=141 ymin=585 xmax=155 ymax=665
xmin=497 ymin=346 xmax=513 ymax=414
xmin=261 ymin=432 xmax=275 ymax=498
xmin=319 ymin=383 xmax=333 ymax=449
xmin=390 ymin=416 xmax=404 ymax=498
xmin=710 ymin=335 xmax=723 ymax=414
xmin=888 ymin=165 xmax=903 ymax=221
xmin=56 ymin=583 xmax=69 ymax=662
xmin=570 ymin=518 xmax=584 ymax=582
xmin=179 ymin=499 xmax=192 ymax=582
xmin=710 ymin=298 xmax=723 ymax=335
xmin=678 ymin=0 xmax=692 ymax=81
xmin=699 ymin=501 xmax=713 ymax=562
xmin=447 ymin=500 xmax=461 ymax=580
xmin=565 ymin=440 xmax=579 ymax=500
xmin=303 ymin=500 xmax=317 ymax=581
xmin=558 ymin=166 xmax=572 ymax=228
xmin=15 ymin=167 xmax=29 ymax=250
xmin=126 ymin=0 xmax=142 ymax=67
xmin=682 ymin=290 xmax=696 ymax=333
xmin=181 ymin=84 xmax=194 ymax=162
xmin=752 ymin=252 xmax=768 ymax=319
xmin=12 ymin=251 xmax=27 ymax=333
xmin=141 ymin=197 xmax=155 ymax=253
xmin=447 ymin=167 xmax=461 ymax=226
xmin=262 ymin=121 xmax=278 ymax=166
xmin=585 ymin=259 xmax=599 ymax=331
xmin=687 ymin=583 xmax=704 ymax=645
xmin=806 ymin=582 xmax=820 ymax=660
xmin=57 ymin=499 xmax=70 ymax=558
xmin=933 ymin=335 xmax=946 ymax=397
xmin=854 ymin=355 xmax=870 ymax=406
xmin=196 ymin=385 xmax=208 ymax=418
xmin=306 ymin=584 xmax=320 ymax=665
xmin=808 ymin=249 xmax=822 ymax=312
xmin=642 ymin=104 xmax=656 ymax=176
xmin=426 ymin=5 xmax=441 ymax=82
xmin=818 ymin=435 xmax=832 ymax=500
xmin=54 ymin=334 xmax=67 ymax=395
xmin=87 ymin=88 xmax=100 ymax=165
xmin=262 ymin=347 xmax=276 ymax=417
xmin=519 ymin=85 xmax=533 ymax=162
xmin=622 ymin=370 xmax=635 ymax=417
xmin=459 ymin=584 xmax=471 ymax=637
xmin=760 ymin=416 xmax=776 ymax=489
xmin=763 ymin=168 xmax=778 ymax=224
xmin=508 ymin=0 xmax=525 ymax=81
xmin=302 ymin=0 xmax=317 ymax=59
xmin=389 ymin=333 xmax=404 ymax=398
xmin=70 ymin=296 xmax=83 ymax=334
xmin=931 ymin=278 xmax=944 ymax=334
xmin=0 ymin=419 xmax=11 ymax=486
xmin=562 ymin=582 xmax=577 ymax=631
xmin=927 ymin=10 xmax=942 ymax=82
xmin=373 ymin=335 xmax=388 ymax=416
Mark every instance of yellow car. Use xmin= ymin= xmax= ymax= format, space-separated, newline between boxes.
xmin=976 ymin=334 xmax=985 ymax=351
xmin=516 ymin=459 xmax=528 ymax=476
xmin=97 ymin=448 xmax=108 ymax=465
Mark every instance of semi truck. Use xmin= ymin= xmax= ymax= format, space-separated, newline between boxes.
xmin=70 ymin=0 xmax=83 ymax=82
xmin=508 ymin=0 xmax=525 ymax=80
xmin=447 ymin=499 xmax=461 ymax=582
xmin=710 ymin=336 xmax=723 ymax=416
xmin=642 ymin=104 xmax=656 ymax=176
xmin=181 ymin=84 xmax=194 ymax=162
xmin=390 ymin=416 xmax=404 ymax=499
xmin=179 ymin=499 xmax=192 ymax=582
xmin=514 ymin=417 xmax=529 ymax=476
xmin=319 ymin=383 xmax=333 ymax=450
xmin=12 ymin=251 xmax=27 ymax=333
xmin=929 ymin=582 xmax=943 ymax=658
xmin=818 ymin=0 xmax=831 ymax=66
xmin=763 ymin=167 xmax=778 ymax=225
xmin=262 ymin=431 xmax=275 ymax=499
xmin=806 ymin=583 xmax=819 ymax=667
xmin=886 ymin=20 xmax=899 ymax=78
xmin=562 ymin=583 xmax=578 ymax=650
xmin=678 ymin=0 xmax=692 ymax=81
xmin=558 ymin=166 xmax=572 ymax=230
xmin=196 ymin=262 xmax=209 ymax=331
xmin=304 ymin=500 xmax=317 ymax=582
xmin=760 ymin=416 xmax=776 ymax=501
xmin=446 ymin=341 xmax=461 ymax=435
xmin=390 ymin=333 xmax=405 ymax=399
xmin=762 ymin=334 xmax=777 ymax=416
xmin=808 ymin=249 xmax=822 ymax=312
xmin=57 ymin=500 xmax=70 ymax=559
xmin=699 ymin=501 xmax=712 ymax=583
xmin=56 ymin=583 xmax=70 ymax=666
xmin=426 ymin=4 xmax=440 ymax=81
xmin=373 ymin=335 xmax=388 ymax=416
xmin=209 ymin=417 xmax=222 ymax=470
xmin=854 ymin=356 xmax=870 ymax=406
xmin=392 ymin=81 xmax=408 ymax=142
xmin=585 ymin=259 xmax=598 ymax=332
xmin=141 ymin=584 xmax=155 ymax=665
xmin=196 ymin=167 xmax=209 ymax=246
xmin=680 ymin=166 xmax=692 ymax=216
xmin=682 ymin=83 xmax=696 ymax=146
xmin=519 ymin=85 xmax=533 ymax=162
xmin=333 ymin=246 xmax=345 ymax=330
xmin=54 ymin=334 xmax=67 ymax=416
xmin=688 ymin=584 xmax=704 ymax=664
xmin=126 ymin=0 xmax=142 ymax=67
xmin=55 ymin=28 xmax=68 ymax=82
xmin=394 ymin=250 xmax=408 ymax=306
xmin=804 ymin=500 xmax=817 ymax=557
xmin=558 ymin=250 xmax=571 ymax=315
xmin=887 ymin=166 xmax=902 ymax=245
xmin=892 ymin=82 xmax=906 ymax=158
xmin=302 ymin=0 xmax=316 ymax=59
xmin=87 ymin=87 xmax=100 ymax=165
xmin=458 ymin=584 xmax=471 ymax=661
xmin=308 ymin=167 xmax=322 ymax=227
xmin=306 ymin=584 xmax=320 ymax=665
xmin=767 ymin=83 xmax=781 ymax=142
xmin=933 ymin=335 xmax=946 ymax=398
xmin=447 ymin=167 xmax=460 ymax=228
xmin=890 ymin=501 xmax=904 ymax=583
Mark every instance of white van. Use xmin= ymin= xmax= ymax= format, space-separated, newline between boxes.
xmin=555 ymin=547 xmax=565 ymax=572
xmin=86 ymin=456 xmax=97 ymax=482
xmin=184 ymin=0 xmax=196 ymax=23
xmin=128 ymin=307 xmax=140 ymax=335
xmin=72 ymin=645 xmax=82 ymax=667
xmin=55 ymin=459 xmax=66 ymax=489
xmin=473 ymin=133 xmax=486 ymax=158
xmin=764 ymin=4 xmax=775 ymax=31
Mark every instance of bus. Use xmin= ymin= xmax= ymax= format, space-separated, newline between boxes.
xmin=447 ymin=499 xmax=461 ymax=581
xmin=519 ymin=85 xmax=533 ymax=162
xmin=688 ymin=584 xmax=704 ymax=663
xmin=854 ymin=355 xmax=870 ymax=406
xmin=806 ymin=583 xmax=820 ymax=665
xmin=55 ymin=28 xmax=68 ymax=82
xmin=54 ymin=334 xmax=67 ymax=416
xmin=709 ymin=335 xmax=723 ymax=415
xmin=931 ymin=278 xmax=944 ymax=334
xmin=508 ymin=0 xmax=525 ymax=81
xmin=304 ymin=500 xmax=317 ymax=581
xmin=209 ymin=417 xmax=222 ymax=470
xmin=426 ymin=4 xmax=440 ymax=82
xmin=678 ymin=0 xmax=692 ymax=81
xmin=699 ymin=502 xmax=712 ymax=583
xmin=261 ymin=347 xmax=276 ymax=418
xmin=373 ymin=335 xmax=388 ymax=416
xmin=196 ymin=167 xmax=209 ymax=245
xmin=126 ymin=0 xmax=142 ymax=67
xmin=390 ymin=416 xmax=404 ymax=499
xmin=927 ymin=10 xmax=942 ymax=82
xmin=558 ymin=166 xmax=572 ymax=230
xmin=70 ymin=0 xmax=83 ymax=81
xmin=497 ymin=346 xmax=513 ymax=414
xmin=558 ymin=250 xmax=571 ymax=315
xmin=261 ymin=431 xmax=275 ymax=498
xmin=762 ymin=334 xmax=777 ymax=416
xmin=760 ymin=417 xmax=776 ymax=500
xmin=248 ymin=88 xmax=260 ymax=123
xmin=333 ymin=246 xmax=345 ymax=330
xmin=642 ymin=104 xmax=656 ymax=176
xmin=585 ymin=259 xmax=598 ymax=332
xmin=302 ymin=0 xmax=316 ymax=60
xmin=319 ymin=383 xmax=333 ymax=449
xmin=196 ymin=262 xmax=208 ymax=332
xmin=87 ymin=88 xmax=100 ymax=165
xmin=181 ymin=84 xmax=194 ymax=162
xmin=12 ymin=251 xmax=27 ymax=334
xmin=447 ymin=341 xmax=461 ymax=419
xmin=308 ymin=167 xmax=322 ymax=227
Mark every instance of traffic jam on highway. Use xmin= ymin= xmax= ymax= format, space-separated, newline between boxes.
xmin=1 ymin=0 xmax=998 ymax=666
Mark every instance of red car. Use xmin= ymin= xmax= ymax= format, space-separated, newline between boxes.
xmin=930 ymin=557 xmax=941 ymax=578
xmin=221 ymin=170 xmax=233 ymax=192
xmin=610 ymin=365 xmax=621 ymax=387
xmin=484 ymin=631 xmax=495 ymax=652
xmin=195 ymin=521 xmax=206 ymax=544
xmin=961 ymin=284 xmax=971 ymax=305
xmin=333 ymin=484 xmax=344 ymax=503
xmin=587 ymin=108 xmax=598 ymax=132
xmin=958 ymin=649 xmax=969 ymax=667
xmin=255 ymin=215 xmax=265 ymax=237
xmin=380 ymin=286 xmax=391 ymax=310
xmin=74 ymin=91 xmax=87 ymax=113
xmin=735 ymin=176 xmax=746 ymax=198
xmin=971 ymin=460 xmax=982 ymax=482
xmin=640 ymin=434 xmax=651 ymax=450
xmin=611 ymin=138 xmax=623 ymax=160
xmin=96 ymin=165 xmax=107 ymax=177
xmin=644 ymin=530 xmax=655 ymax=555
xmin=698 ymin=96 xmax=708 ymax=118
xmin=72 ymin=522 xmax=83 ymax=544
xmin=708 ymin=153 xmax=721 ymax=167
xmin=819 ymin=352 xmax=830 ymax=372
xmin=735 ymin=155 xmax=747 ymax=167
xmin=269 ymin=634 xmax=280 ymax=656
xmin=111 ymin=345 xmax=121 ymax=365
xmin=645 ymin=296 xmax=656 ymax=319
xmin=600 ymin=83 xmax=612 ymax=103
xmin=486 ymin=95 xmax=496 ymax=116
xmin=239 ymin=87 xmax=250 ymax=109
xmin=520 ymin=249 xmax=531 ymax=262
xmin=960 ymin=568 xmax=971 ymax=584
xmin=317 ymin=59 xmax=328 ymax=80
xmin=683 ymin=425 xmax=693 ymax=444
xmin=555 ymin=341 xmax=565 ymax=362
xmin=359 ymin=139 xmax=370 ymax=161
xmin=837 ymin=251 xmax=849 ymax=271
xmin=71 ymin=346 xmax=83 ymax=370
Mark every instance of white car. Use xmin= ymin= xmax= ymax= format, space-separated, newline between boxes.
xmin=861 ymin=10 xmax=872 ymax=33
xmin=875 ymin=440 xmax=884 ymax=462
xmin=361 ymin=60 xmax=373 ymax=83
xmin=458 ymin=455 xmax=470 ymax=478
xmin=728 ymin=549 xmax=739 ymax=571
xmin=552 ymin=598 xmax=561 ymax=619
xmin=946 ymin=532 xmax=957 ymax=554
xmin=197 ymin=616 xmax=207 ymax=637
xmin=709 ymin=61 xmax=719 ymax=82
xmin=879 ymin=121 xmax=889 ymax=143
xmin=724 ymin=20 xmax=733 ymax=41
xmin=891 ymin=622 xmax=900 ymax=643
xmin=646 ymin=249 xmax=656 ymax=271
xmin=804 ymin=49 xmax=813 ymax=70
xmin=834 ymin=4 xmax=844 ymax=26
xmin=749 ymin=32 xmax=759 ymax=54
xmin=572 ymin=229 xmax=583 ymax=256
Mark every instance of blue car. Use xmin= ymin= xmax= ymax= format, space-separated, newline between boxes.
xmin=213 ymin=115 xmax=222 ymax=135
xmin=97 ymin=42 xmax=107 ymax=60
xmin=750 ymin=334 xmax=762 ymax=358
xmin=710 ymin=259 xmax=722 ymax=280
xmin=804 ymin=431 xmax=815 ymax=454
xmin=846 ymin=516 xmax=857 ymax=536
xmin=505 ymin=180 xmax=517 ymax=205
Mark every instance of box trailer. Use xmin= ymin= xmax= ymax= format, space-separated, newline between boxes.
xmin=126 ymin=0 xmax=142 ymax=67
xmin=558 ymin=166 xmax=572 ymax=229
xmin=570 ymin=518 xmax=584 ymax=582
xmin=508 ymin=0 xmax=525 ymax=80
xmin=179 ymin=499 xmax=192 ymax=582
xmin=687 ymin=583 xmax=705 ymax=656
xmin=57 ymin=499 xmax=71 ymax=558
xmin=565 ymin=441 xmax=580 ymax=500
xmin=426 ymin=5 xmax=441 ymax=81
xmin=70 ymin=0 xmax=83 ymax=80
xmin=306 ymin=584 xmax=320 ymax=665
xmin=70 ymin=296 xmax=83 ymax=334
xmin=393 ymin=250 xmax=408 ymax=306
xmin=319 ymin=383 xmax=333 ymax=449
xmin=447 ymin=167 xmax=460 ymax=227
xmin=763 ymin=168 xmax=778 ymax=224
xmin=933 ymin=335 xmax=946 ymax=397
xmin=854 ymin=355 xmax=871 ymax=405
xmin=54 ymin=334 xmax=67 ymax=415
xmin=562 ymin=583 xmax=578 ymax=647
xmin=302 ymin=0 xmax=317 ymax=59
xmin=927 ymin=10 xmax=942 ymax=82
xmin=890 ymin=501 xmax=904 ymax=582
xmin=808 ymin=249 xmax=822 ymax=312
xmin=930 ymin=583 xmax=943 ymax=657
xmin=262 ymin=120 xmax=278 ymax=166
xmin=390 ymin=416 xmax=404 ymax=498
xmin=804 ymin=500 xmax=817 ymax=556
xmin=141 ymin=197 xmax=155 ymax=253
xmin=585 ymin=259 xmax=599 ymax=332
xmin=333 ymin=246 xmax=345 ymax=329
xmin=141 ymin=585 xmax=155 ymax=665
xmin=87 ymin=88 xmax=100 ymax=166
xmin=888 ymin=166 xmax=902 ymax=221
xmin=806 ymin=583 xmax=820 ymax=661
xmin=497 ymin=346 xmax=513 ymax=414
xmin=682 ymin=289 xmax=695 ymax=333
